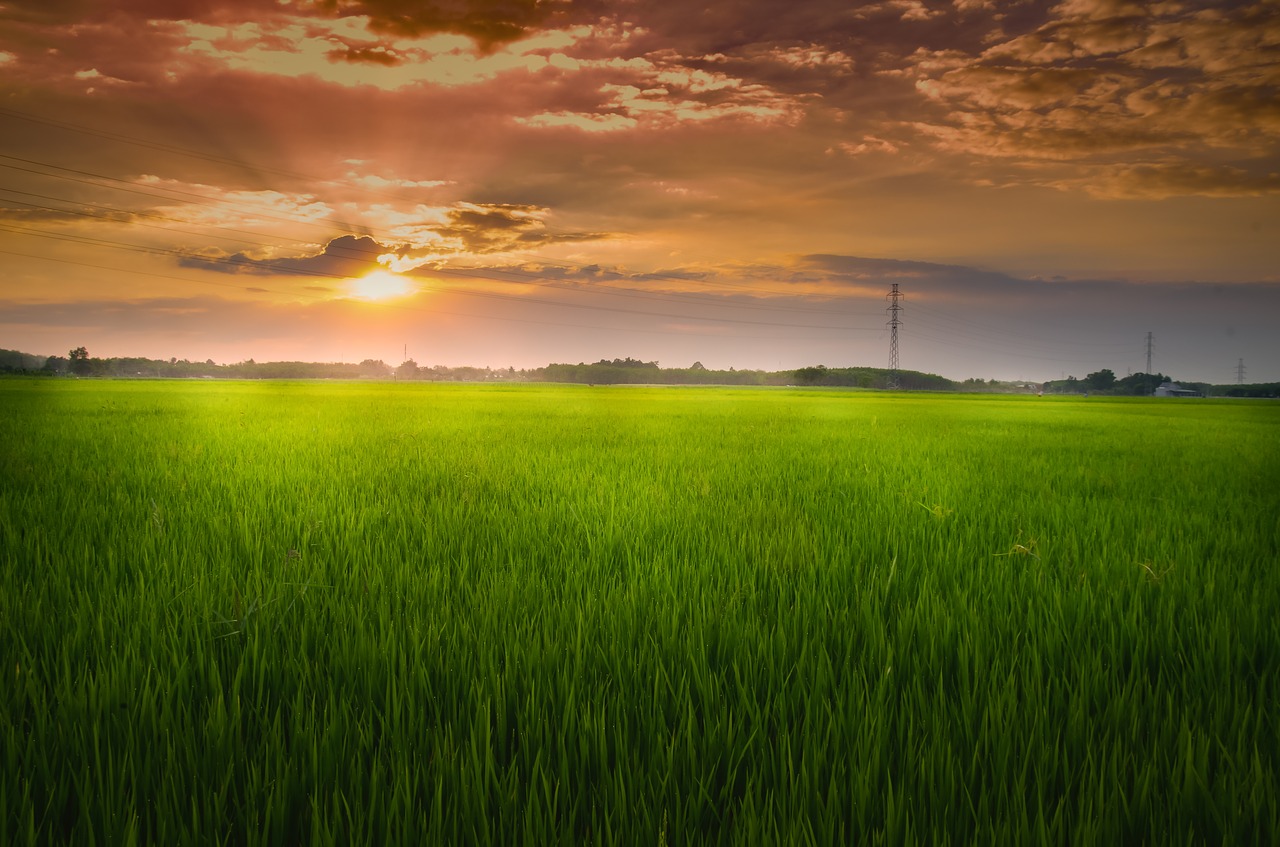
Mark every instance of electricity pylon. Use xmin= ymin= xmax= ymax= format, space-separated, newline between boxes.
xmin=886 ymin=284 xmax=902 ymax=388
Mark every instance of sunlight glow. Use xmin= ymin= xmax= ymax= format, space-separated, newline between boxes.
xmin=347 ymin=270 xmax=415 ymax=301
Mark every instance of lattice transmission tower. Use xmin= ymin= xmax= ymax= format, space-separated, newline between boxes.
xmin=886 ymin=283 xmax=903 ymax=388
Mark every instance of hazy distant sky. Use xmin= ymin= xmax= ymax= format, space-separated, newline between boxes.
xmin=2 ymin=0 xmax=1277 ymax=382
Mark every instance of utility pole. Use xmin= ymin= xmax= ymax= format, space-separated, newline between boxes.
xmin=1145 ymin=331 xmax=1153 ymax=375
xmin=1237 ymin=358 xmax=1246 ymax=385
xmin=886 ymin=283 xmax=902 ymax=388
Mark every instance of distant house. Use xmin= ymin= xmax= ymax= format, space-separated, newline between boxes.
xmin=1154 ymin=381 xmax=1201 ymax=398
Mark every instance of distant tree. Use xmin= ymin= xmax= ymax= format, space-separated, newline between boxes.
xmin=690 ymin=361 xmax=706 ymax=371
xmin=1084 ymin=368 xmax=1117 ymax=391
xmin=0 ymin=349 xmax=46 ymax=372
xmin=359 ymin=358 xmax=391 ymax=378
xmin=397 ymin=359 xmax=419 ymax=379
xmin=597 ymin=357 xmax=660 ymax=369
xmin=68 ymin=346 xmax=91 ymax=376
xmin=1115 ymin=372 xmax=1166 ymax=396
xmin=794 ymin=365 xmax=828 ymax=385
xmin=1222 ymin=382 xmax=1280 ymax=398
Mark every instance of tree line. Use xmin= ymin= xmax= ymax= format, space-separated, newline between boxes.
xmin=1037 ymin=368 xmax=1279 ymax=398
xmin=3 ymin=348 xmax=1274 ymax=396
xmin=2 ymin=348 xmax=953 ymax=389
xmin=3 ymin=349 xmax=521 ymax=382
xmin=1042 ymin=369 xmax=1199 ymax=396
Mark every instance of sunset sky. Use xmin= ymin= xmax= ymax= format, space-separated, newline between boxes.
xmin=2 ymin=0 xmax=1277 ymax=382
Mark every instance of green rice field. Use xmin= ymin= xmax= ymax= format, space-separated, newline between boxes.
xmin=2 ymin=378 xmax=1277 ymax=845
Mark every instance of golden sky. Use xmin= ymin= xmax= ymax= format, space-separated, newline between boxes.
xmin=1 ymin=0 xmax=1278 ymax=381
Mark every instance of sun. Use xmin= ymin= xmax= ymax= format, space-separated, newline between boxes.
xmin=347 ymin=270 xmax=414 ymax=301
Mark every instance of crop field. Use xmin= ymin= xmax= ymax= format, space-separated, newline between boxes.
xmin=2 ymin=378 xmax=1278 ymax=845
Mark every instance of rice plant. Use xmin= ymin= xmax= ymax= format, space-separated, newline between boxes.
xmin=2 ymin=379 xmax=1277 ymax=844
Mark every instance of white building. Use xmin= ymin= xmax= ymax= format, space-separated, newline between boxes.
xmin=1154 ymin=381 xmax=1201 ymax=397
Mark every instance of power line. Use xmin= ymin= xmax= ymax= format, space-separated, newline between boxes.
xmin=0 ymin=246 xmax=843 ymax=342
xmin=6 ymin=105 xmax=1217 ymax=375
xmin=0 ymin=105 xmax=447 ymax=208
xmin=0 ymin=110 xmax=1031 ymax=322
xmin=899 ymin=308 xmax=1143 ymax=372
xmin=0 ymin=190 xmax=875 ymax=324
xmin=0 ymin=154 xmax=369 ymax=237
xmin=2 ymin=119 xmax=1141 ymax=362
xmin=905 ymin=326 xmax=1124 ymax=367
xmin=906 ymin=299 xmax=1137 ymax=350
xmin=0 ymin=221 xmax=873 ymax=333
xmin=0 ymin=188 xmax=314 ymax=251
xmin=0 ymin=153 xmax=882 ymax=319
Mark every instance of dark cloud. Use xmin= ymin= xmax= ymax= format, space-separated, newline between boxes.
xmin=428 ymin=204 xmax=608 ymax=253
xmin=418 ymin=261 xmax=714 ymax=287
xmin=903 ymin=0 xmax=1280 ymax=194
xmin=178 ymin=234 xmax=387 ymax=276
xmin=317 ymin=0 xmax=572 ymax=49
xmin=327 ymin=44 xmax=404 ymax=66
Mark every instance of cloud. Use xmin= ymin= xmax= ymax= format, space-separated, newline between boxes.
xmin=516 ymin=111 xmax=639 ymax=132
xmin=410 ymin=203 xmax=610 ymax=255
xmin=509 ymin=45 xmax=812 ymax=131
xmin=757 ymin=44 xmax=856 ymax=73
xmin=344 ymin=169 xmax=452 ymax=192
xmin=898 ymin=0 xmax=1280 ymax=195
xmin=1054 ymin=164 xmax=1280 ymax=199
xmin=328 ymin=43 xmax=405 ymax=66
xmin=129 ymin=8 xmax=817 ymax=140
xmin=918 ymin=65 xmax=1127 ymax=111
xmin=440 ymin=260 xmax=722 ymax=290
xmin=317 ymin=0 xmax=571 ymax=50
xmin=141 ymin=179 xmax=337 ymax=228
xmin=0 ymin=0 xmax=566 ymax=51
xmin=171 ymin=204 xmax=611 ymax=279
xmin=829 ymin=135 xmax=901 ymax=156
xmin=178 ymin=234 xmax=387 ymax=276
xmin=2 ymin=0 xmax=1277 ymax=316
xmin=854 ymin=1 xmax=946 ymax=23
